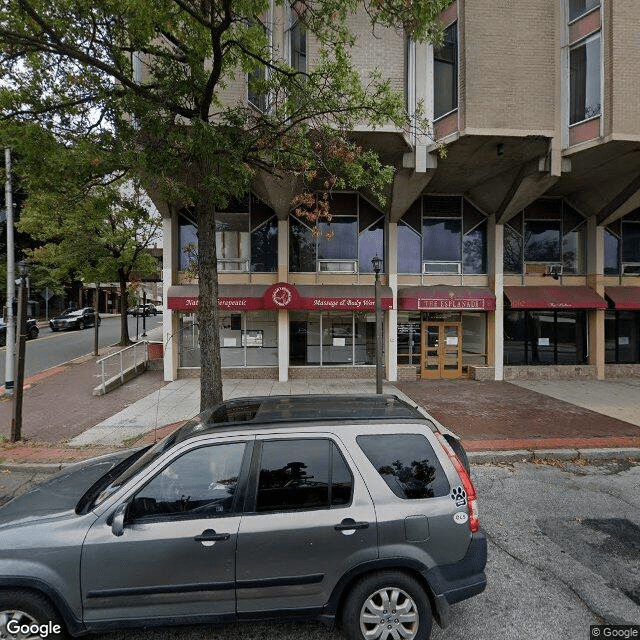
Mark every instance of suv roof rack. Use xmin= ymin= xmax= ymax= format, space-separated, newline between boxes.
xmin=176 ymin=394 xmax=427 ymax=442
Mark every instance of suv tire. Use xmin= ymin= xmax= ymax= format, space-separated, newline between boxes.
xmin=0 ymin=589 xmax=66 ymax=639
xmin=342 ymin=571 xmax=432 ymax=640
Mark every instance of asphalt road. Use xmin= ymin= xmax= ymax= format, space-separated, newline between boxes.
xmin=1 ymin=460 xmax=638 ymax=640
xmin=0 ymin=314 xmax=163 ymax=383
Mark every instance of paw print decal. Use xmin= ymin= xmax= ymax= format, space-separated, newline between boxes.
xmin=451 ymin=486 xmax=467 ymax=507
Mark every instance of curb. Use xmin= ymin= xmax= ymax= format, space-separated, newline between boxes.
xmin=2 ymin=447 xmax=640 ymax=474
xmin=468 ymin=447 xmax=640 ymax=465
xmin=0 ymin=462 xmax=68 ymax=474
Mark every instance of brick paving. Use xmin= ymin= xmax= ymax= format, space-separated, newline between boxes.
xmin=396 ymin=380 xmax=640 ymax=451
xmin=0 ymin=355 xmax=165 ymax=444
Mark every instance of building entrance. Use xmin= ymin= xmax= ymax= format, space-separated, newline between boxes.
xmin=421 ymin=320 xmax=462 ymax=379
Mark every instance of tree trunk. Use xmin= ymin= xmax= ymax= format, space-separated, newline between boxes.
xmin=119 ymin=277 xmax=131 ymax=345
xmin=196 ymin=195 xmax=223 ymax=411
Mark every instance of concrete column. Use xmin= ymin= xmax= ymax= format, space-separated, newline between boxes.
xmin=587 ymin=217 xmax=605 ymax=379
xmin=278 ymin=217 xmax=289 ymax=381
xmin=387 ymin=222 xmax=398 ymax=381
xmin=162 ymin=215 xmax=178 ymax=381
xmin=488 ymin=215 xmax=504 ymax=380
xmin=278 ymin=310 xmax=288 ymax=382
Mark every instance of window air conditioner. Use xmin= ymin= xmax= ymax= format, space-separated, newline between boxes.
xmin=422 ymin=262 xmax=461 ymax=274
xmin=544 ymin=264 xmax=563 ymax=279
xmin=317 ymin=260 xmax=358 ymax=273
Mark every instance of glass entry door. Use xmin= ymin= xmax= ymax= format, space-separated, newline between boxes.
xmin=421 ymin=322 xmax=462 ymax=379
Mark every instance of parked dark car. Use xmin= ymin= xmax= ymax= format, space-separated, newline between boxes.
xmin=133 ymin=303 xmax=158 ymax=317
xmin=0 ymin=318 xmax=39 ymax=346
xmin=0 ymin=395 xmax=485 ymax=640
xmin=49 ymin=307 xmax=100 ymax=332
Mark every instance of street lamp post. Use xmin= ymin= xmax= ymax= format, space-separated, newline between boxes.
xmin=371 ymin=255 xmax=383 ymax=395
xmin=11 ymin=259 xmax=29 ymax=441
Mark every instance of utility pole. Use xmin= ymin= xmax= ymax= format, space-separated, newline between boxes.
xmin=4 ymin=148 xmax=15 ymax=396
xmin=11 ymin=260 xmax=28 ymax=441
xmin=94 ymin=282 xmax=100 ymax=357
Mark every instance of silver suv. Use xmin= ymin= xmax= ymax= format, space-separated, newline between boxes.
xmin=0 ymin=395 xmax=486 ymax=640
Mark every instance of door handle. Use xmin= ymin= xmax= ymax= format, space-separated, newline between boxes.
xmin=335 ymin=519 xmax=369 ymax=531
xmin=194 ymin=529 xmax=230 ymax=542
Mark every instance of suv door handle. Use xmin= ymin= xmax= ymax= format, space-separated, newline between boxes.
xmin=194 ymin=529 xmax=230 ymax=542
xmin=335 ymin=519 xmax=369 ymax=531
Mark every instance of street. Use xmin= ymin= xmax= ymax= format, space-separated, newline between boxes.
xmin=0 ymin=314 xmax=162 ymax=382
xmin=1 ymin=459 xmax=638 ymax=640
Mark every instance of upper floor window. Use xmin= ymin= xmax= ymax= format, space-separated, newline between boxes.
xmin=289 ymin=19 xmax=306 ymax=75
xmin=570 ymin=33 xmax=601 ymax=125
xmin=398 ymin=196 xmax=486 ymax=275
xmin=569 ymin=0 xmax=599 ymax=22
xmin=289 ymin=193 xmax=384 ymax=273
xmin=247 ymin=19 xmax=269 ymax=112
xmin=434 ymin=22 xmax=458 ymax=119
xmin=178 ymin=195 xmax=278 ymax=273
xmin=605 ymin=214 xmax=640 ymax=276
xmin=504 ymin=199 xmax=587 ymax=275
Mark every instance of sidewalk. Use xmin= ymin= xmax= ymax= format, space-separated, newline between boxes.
xmin=2 ymin=358 xmax=640 ymax=467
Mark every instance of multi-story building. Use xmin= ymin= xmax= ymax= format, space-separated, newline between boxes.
xmin=161 ymin=0 xmax=640 ymax=383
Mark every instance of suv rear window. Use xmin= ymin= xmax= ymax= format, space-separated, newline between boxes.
xmin=357 ymin=434 xmax=449 ymax=499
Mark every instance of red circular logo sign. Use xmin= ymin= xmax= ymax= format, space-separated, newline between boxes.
xmin=272 ymin=286 xmax=293 ymax=308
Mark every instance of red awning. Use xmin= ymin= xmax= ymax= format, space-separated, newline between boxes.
xmin=398 ymin=286 xmax=496 ymax=311
xmin=605 ymin=287 xmax=640 ymax=310
xmin=504 ymin=286 xmax=607 ymax=309
xmin=167 ymin=283 xmax=393 ymax=312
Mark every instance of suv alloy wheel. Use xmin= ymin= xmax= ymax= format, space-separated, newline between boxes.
xmin=0 ymin=589 xmax=65 ymax=640
xmin=343 ymin=571 xmax=432 ymax=640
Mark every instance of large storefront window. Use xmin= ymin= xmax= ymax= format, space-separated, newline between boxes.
xmin=462 ymin=313 xmax=487 ymax=366
xmin=397 ymin=196 xmax=487 ymax=274
xmin=605 ymin=311 xmax=640 ymax=364
xmin=178 ymin=311 xmax=278 ymax=368
xmin=177 ymin=196 xmax=277 ymax=273
xmin=289 ymin=193 xmax=384 ymax=273
xmin=397 ymin=314 xmax=421 ymax=366
xmin=503 ymin=310 xmax=587 ymax=365
xmin=289 ymin=312 xmax=377 ymax=366
xmin=504 ymin=200 xmax=587 ymax=274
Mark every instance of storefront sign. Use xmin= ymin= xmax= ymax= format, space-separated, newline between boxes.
xmin=311 ymin=297 xmax=377 ymax=310
xmin=169 ymin=296 xmax=263 ymax=310
xmin=417 ymin=298 xmax=489 ymax=310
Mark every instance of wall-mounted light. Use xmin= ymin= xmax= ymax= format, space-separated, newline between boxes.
xmin=497 ymin=143 xmax=505 ymax=156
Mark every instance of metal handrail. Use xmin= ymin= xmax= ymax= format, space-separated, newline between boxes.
xmin=96 ymin=341 xmax=149 ymax=394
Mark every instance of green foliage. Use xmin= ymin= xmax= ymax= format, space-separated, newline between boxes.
xmin=0 ymin=0 xmax=450 ymax=405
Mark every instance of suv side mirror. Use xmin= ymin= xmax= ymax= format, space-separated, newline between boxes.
xmin=111 ymin=503 xmax=128 ymax=537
